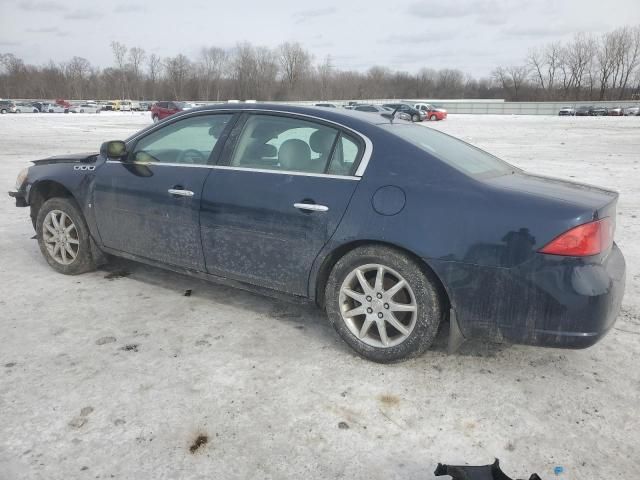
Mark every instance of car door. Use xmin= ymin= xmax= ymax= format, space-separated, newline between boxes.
xmin=93 ymin=112 xmax=235 ymax=271
xmin=200 ymin=113 xmax=365 ymax=296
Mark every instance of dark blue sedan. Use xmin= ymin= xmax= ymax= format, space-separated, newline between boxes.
xmin=9 ymin=103 xmax=626 ymax=362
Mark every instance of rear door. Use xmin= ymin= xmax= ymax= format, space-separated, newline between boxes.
xmin=93 ymin=113 xmax=235 ymax=270
xmin=200 ymin=113 xmax=365 ymax=295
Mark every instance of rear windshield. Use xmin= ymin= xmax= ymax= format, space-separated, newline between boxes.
xmin=381 ymin=124 xmax=515 ymax=178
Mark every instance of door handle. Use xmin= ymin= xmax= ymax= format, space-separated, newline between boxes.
xmin=294 ymin=203 xmax=329 ymax=212
xmin=168 ymin=188 xmax=194 ymax=197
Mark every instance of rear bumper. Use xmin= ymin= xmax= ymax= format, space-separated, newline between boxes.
xmin=430 ymin=244 xmax=626 ymax=349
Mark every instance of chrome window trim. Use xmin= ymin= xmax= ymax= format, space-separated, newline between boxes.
xmin=104 ymin=160 xmax=360 ymax=180
xmin=125 ymin=108 xmax=373 ymax=177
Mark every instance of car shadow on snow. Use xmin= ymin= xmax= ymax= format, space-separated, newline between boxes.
xmin=99 ymin=257 xmax=509 ymax=360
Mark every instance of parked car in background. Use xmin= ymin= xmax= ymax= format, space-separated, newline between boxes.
xmin=353 ymin=104 xmax=412 ymax=121
xmin=0 ymin=100 xmax=17 ymax=114
xmin=315 ymin=103 xmax=338 ymax=108
xmin=9 ymin=103 xmax=626 ymax=362
xmin=607 ymin=106 xmax=623 ymax=116
xmin=70 ymin=104 xmax=101 ymax=114
xmin=558 ymin=106 xmax=576 ymax=116
xmin=120 ymin=101 xmax=132 ymax=112
xmin=623 ymin=106 xmax=639 ymax=116
xmin=575 ymin=106 xmax=592 ymax=116
xmin=48 ymin=104 xmax=68 ymax=113
xmin=414 ymin=103 xmax=448 ymax=121
xmin=382 ymin=103 xmax=426 ymax=122
xmin=151 ymin=101 xmax=184 ymax=122
xmin=15 ymin=102 xmax=39 ymax=113
xmin=589 ymin=106 xmax=608 ymax=116
xmin=55 ymin=99 xmax=72 ymax=109
xmin=31 ymin=102 xmax=48 ymax=112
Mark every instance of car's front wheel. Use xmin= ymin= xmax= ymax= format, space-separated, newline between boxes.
xmin=152 ymin=115 xmax=159 ymax=123
xmin=430 ymin=114 xmax=438 ymax=121
xmin=325 ymin=245 xmax=442 ymax=363
xmin=411 ymin=113 xmax=420 ymax=122
xmin=36 ymin=197 xmax=97 ymax=275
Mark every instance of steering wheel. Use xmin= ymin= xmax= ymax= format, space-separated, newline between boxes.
xmin=178 ymin=149 xmax=206 ymax=164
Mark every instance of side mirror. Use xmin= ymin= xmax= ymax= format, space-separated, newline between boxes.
xmin=100 ymin=140 xmax=127 ymax=160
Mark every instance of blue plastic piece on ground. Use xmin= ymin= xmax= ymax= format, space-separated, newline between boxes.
xmin=554 ymin=466 xmax=564 ymax=475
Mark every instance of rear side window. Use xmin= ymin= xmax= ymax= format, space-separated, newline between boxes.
xmin=327 ymin=134 xmax=360 ymax=176
xmin=230 ymin=115 xmax=340 ymax=174
xmin=382 ymin=124 xmax=514 ymax=178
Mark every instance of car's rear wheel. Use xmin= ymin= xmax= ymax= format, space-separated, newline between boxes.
xmin=411 ymin=114 xmax=420 ymax=122
xmin=0 ymin=109 xmax=6 ymax=114
xmin=36 ymin=197 xmax=97 ymax=275
xmin=325 ymin=245 xmax=442 ymax=363
xmin=152 ymin=115 xmax=159 ymax=123
xmin=430 ymin=114 xmax=438 ymax=121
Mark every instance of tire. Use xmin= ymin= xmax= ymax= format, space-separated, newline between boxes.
xmin=411 ymin=114 xmax=420 ymax=122
xmin=0 ymin=109 xmax=6 ymax=114
xmin=36 ymin=197 xmax=97 ymax=275
xmin=80 ymin=109 xmax=84 ymax=113
xmin=152 ymin=115 xmax=159 ymax=123
xmin=325 ymin=245 xmax=442 ymax=363
xmin=430 ymin=114 xmax=438 ymax=121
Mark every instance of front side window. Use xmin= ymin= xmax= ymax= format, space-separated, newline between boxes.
xmin=230 ymin=115 xmax=342 ymax=174
xmin=131 ymin=114 xmax=232 ymax=165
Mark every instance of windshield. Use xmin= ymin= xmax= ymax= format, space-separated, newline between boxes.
xmin=381 ymin=124 xmax=515 ymax=178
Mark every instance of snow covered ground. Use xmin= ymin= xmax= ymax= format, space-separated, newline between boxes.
xmin=1 ymin=111 xmax=639 ymax=479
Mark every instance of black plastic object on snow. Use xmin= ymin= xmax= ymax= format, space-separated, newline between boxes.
xmin=434 ymin=459 xmax=542 ymax=480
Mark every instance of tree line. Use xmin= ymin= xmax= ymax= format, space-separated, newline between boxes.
xmin=1 ymin=25 xmax=639 ymax=102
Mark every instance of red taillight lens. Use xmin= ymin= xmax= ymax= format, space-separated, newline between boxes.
xmin=539 ymin=218 xmax=613 ymax=256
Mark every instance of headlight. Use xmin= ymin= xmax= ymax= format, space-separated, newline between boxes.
xmin=15 ymin=167 xmax=28 ymax=190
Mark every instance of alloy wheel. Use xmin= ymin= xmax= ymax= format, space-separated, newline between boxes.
xmin=339 ymin=264 xmax=418 ymax=348
xmin=42 ymin=209 xmax=80 ymax=265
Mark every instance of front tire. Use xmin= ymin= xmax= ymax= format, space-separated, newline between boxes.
xmin=430 ymin=114 xmax=438 ymax=121
xmin=152 ymin=115 xmax=159 ymax=123
xmin=36 ymin=197 xmax=97 ymax=275
xmin=325 ymin=246 xmax=442 ymax=363
xmin=411 ymin=114 xmax=420 ymax=122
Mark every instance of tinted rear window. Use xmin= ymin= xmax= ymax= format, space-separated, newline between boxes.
xmin=381 ymin=124 xmax=515 ymax=178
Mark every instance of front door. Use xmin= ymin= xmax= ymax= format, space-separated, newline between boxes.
xmin=200 ymin=113 xmax=364 ymax=295
xmin=93 ymin=113 xmax=234 ymax=271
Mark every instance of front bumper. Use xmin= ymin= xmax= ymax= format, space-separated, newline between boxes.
xmin=8 ymin=190 xmax=27 ymax=207
xmin=430 ymin=244 xmax=626 ymax=349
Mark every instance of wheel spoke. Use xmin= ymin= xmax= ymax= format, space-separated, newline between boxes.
xmin=344 ymin=305 xmax=366 ymax=317
xmin=44 ymin=223 xmax=57 ymax=235
xmin=67 ymin=238 xmax=79 ymax=245
xmin=355 ymin=269 xmax=371 ymax=293
xmin=50 ymin=213 xmax=60 ymax=229
xmin=377 ymin=321 xmax=390 ymax=346
xmin=385 ymin=279 xmax=406 ymax=298
xmin=342 ymin=288 xmax=366 ymax=305
xmin=389 ymin=302 xmax=416 ymax=313
xmin=65 ymin=244 xmax=76 ymax=259
xmin=386 ymin=313 xmax=410 ymax=336
xmin=359 ymin=318 xmax=374 ymax=338
xmin=60 ymin=244 xmax=67 ymax=262
xmin=52 ymin=242 xmax=61 ymax=258
xmin=374 ymin=266 xmax=384 ymax=291
xmin=44 ymin=236 xmax=56 ymax=244
xmin=59 ymin=212 xmax=68 ymax=229
xmin=65 ymin=223 xmax=75 ymax=234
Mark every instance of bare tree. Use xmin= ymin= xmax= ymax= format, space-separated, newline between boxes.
xmin=317 ymin=55 xmax=333 ymax=100
xmin=198 ymin=47 xmax=227 ymax=100
xmin=164 ymin=54 xmax=191 ymax=100
xmin=65 ymin=56 xmax=91 ymax=99
xmin=278 ymin=41 xmax=311 ymax=98
xmin=111 ymin=41 xmax=128 ymax=99
xmin=128 ymin=47 xmax=146 ymax=100
xmin=147 ymin=53 xmax=161 ymax=99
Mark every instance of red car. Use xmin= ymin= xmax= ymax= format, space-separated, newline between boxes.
xmin=151 ymin=101 xmax=185 ymax=122
xmin=414 ymin=103 xmax=448 ymax=121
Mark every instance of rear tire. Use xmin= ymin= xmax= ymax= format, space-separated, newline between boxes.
xmin=430 ymin=114 xmax=438 ymax=121
xmin=36 ymin=197 xmax=97 ymax=275
xmin=411 ymin=114 xmax=420 ymax=122
xmin=0 ymin=109 xmax=6 ymax=114
xmin=325 ymin=245 xmax=442 ymax=363
xmin=152 ymin=115 xmax=159 ymax=123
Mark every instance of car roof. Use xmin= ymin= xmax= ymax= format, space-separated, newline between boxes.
xmin=177 ymin=102 xmax=401 ymax=126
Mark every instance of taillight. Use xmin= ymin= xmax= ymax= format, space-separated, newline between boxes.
xmin=539 ymin=218 xmax=613 ymax=256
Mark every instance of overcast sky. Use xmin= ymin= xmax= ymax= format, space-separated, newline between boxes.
xmin=1 ymin=0 xmax=639 ymax=76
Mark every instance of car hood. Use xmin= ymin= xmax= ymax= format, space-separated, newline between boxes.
xmin=32 ymin=152 xmax=98 ymax=165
